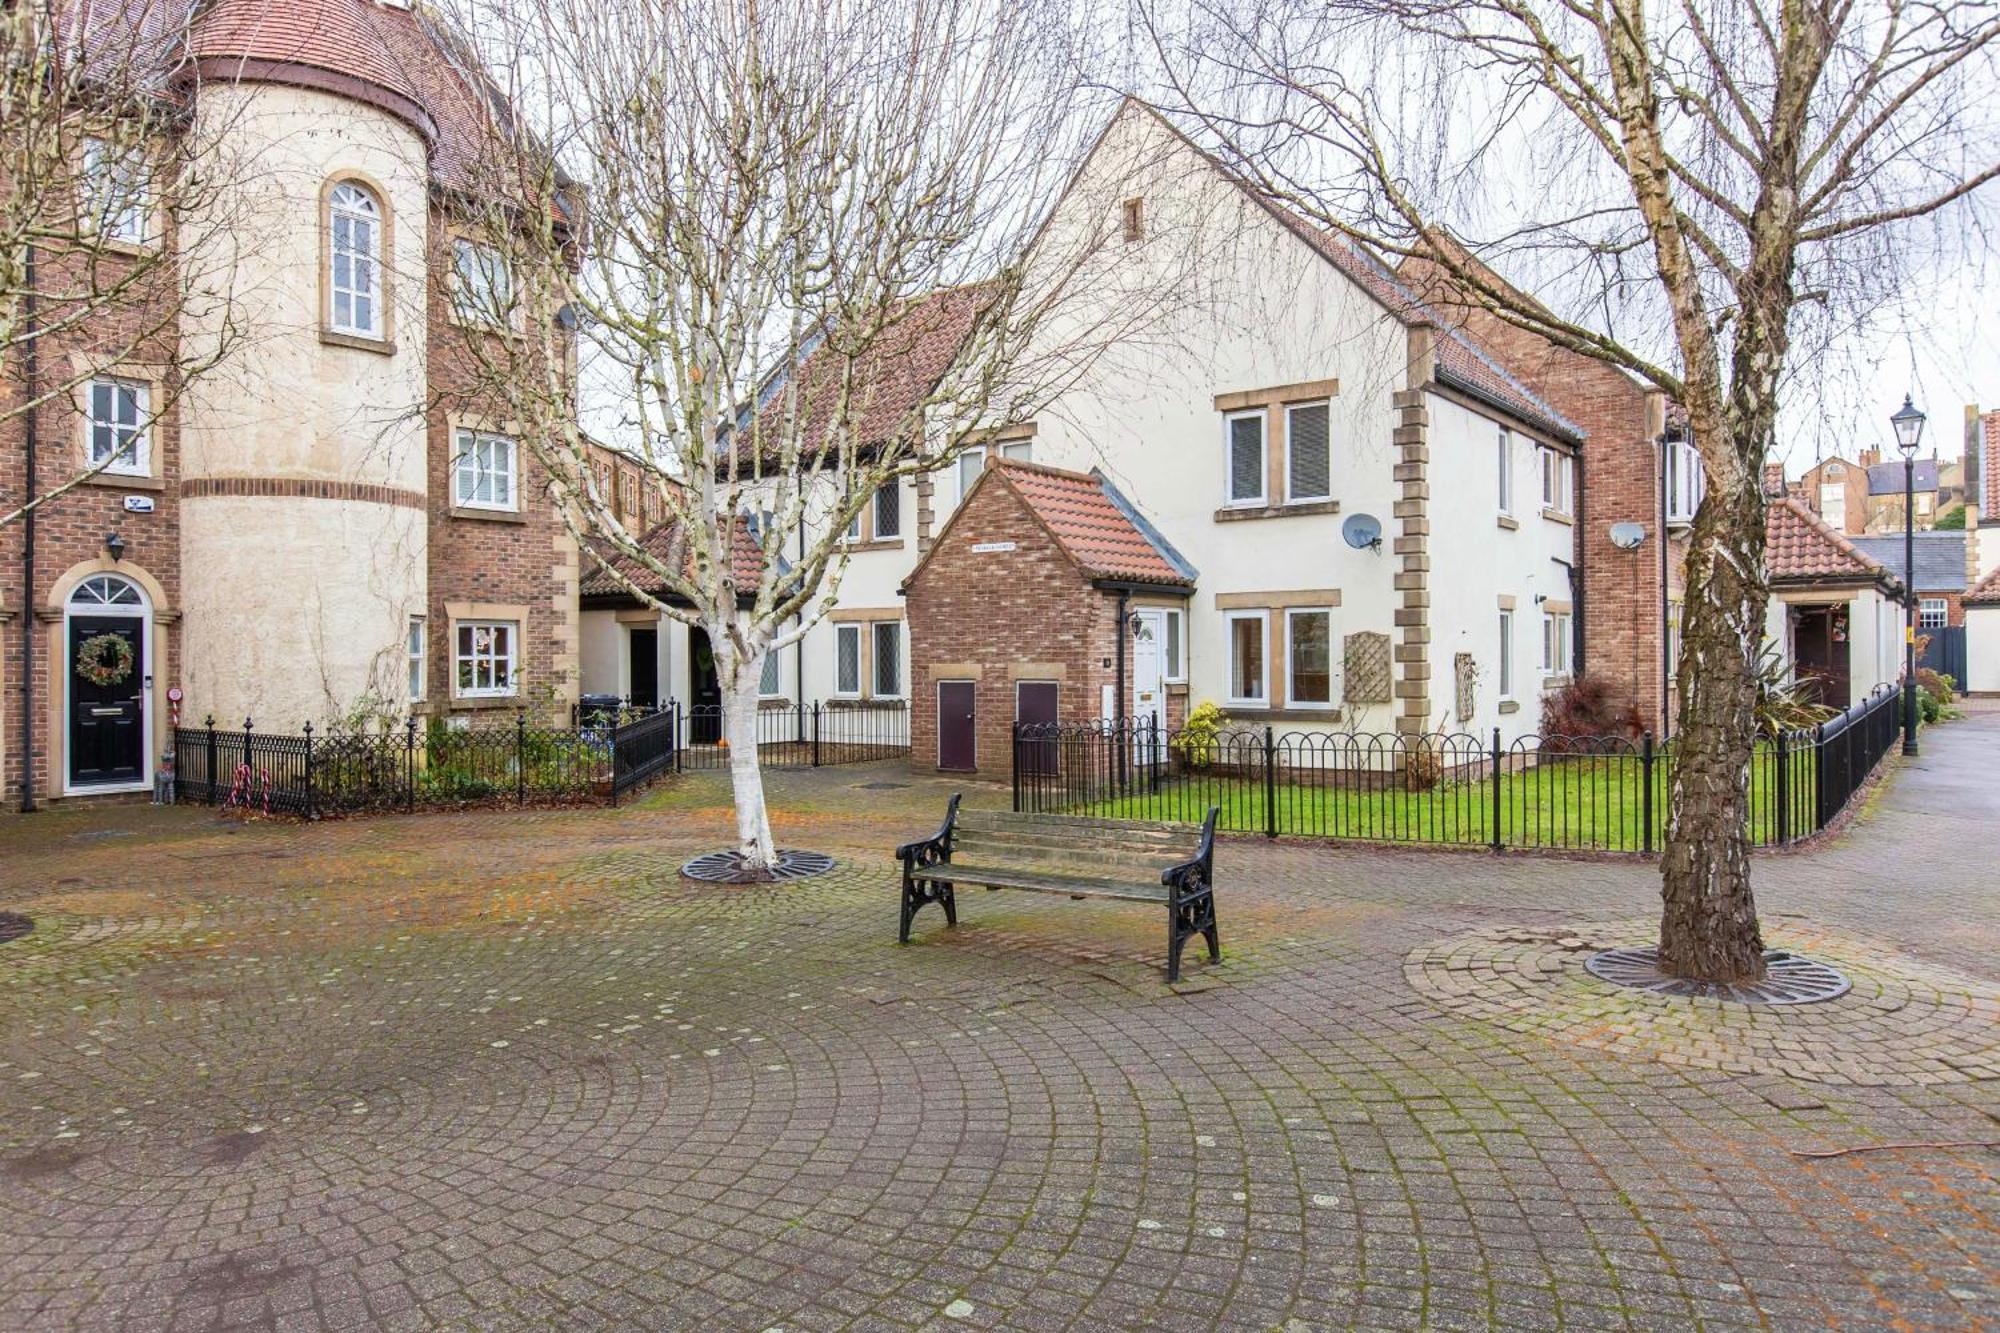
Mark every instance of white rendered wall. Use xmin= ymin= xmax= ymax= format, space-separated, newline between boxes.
xmin=1965 ymin=608 xmax=2000 ymax=692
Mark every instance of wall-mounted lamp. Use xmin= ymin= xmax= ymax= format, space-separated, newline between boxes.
xmin=105 ymin=532 xmax=126 ymax=562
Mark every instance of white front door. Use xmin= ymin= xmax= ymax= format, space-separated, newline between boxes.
xmin=1131 ymin=610 xmax=1166 ymax=762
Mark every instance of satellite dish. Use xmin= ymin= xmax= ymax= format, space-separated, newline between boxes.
xmin=1342 ymin=513 xmax=1383 ymax=551
xmin=1608 ymin=521 xmax=1647 ymax=550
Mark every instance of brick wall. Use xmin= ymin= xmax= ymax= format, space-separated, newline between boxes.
xmin=1395 ymin=256 xmax=1671 ymax=731
xmin=1 ymin=221 xmax=186 ymax=807
xmin=1797 ymin=457 xmax=1869 ymax=534
xmin=905 ymin=480 xmax=1117 ymax=778
xmin=422 ymin=216 xmax=578 ymax=725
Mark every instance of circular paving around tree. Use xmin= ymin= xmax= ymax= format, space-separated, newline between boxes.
xmin=1405 ymin=919 xmax=2000 ymax=1086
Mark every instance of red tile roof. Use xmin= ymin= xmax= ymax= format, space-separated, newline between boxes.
xmin=731 ymin=284 xmax=993 ymax=471
xmin=985 ymin=460 xmax=1193 ymax=586
xmin=1966 ymin=562 xmax=2000 ymax=606
xmin=580 ymin=516 xmax=766 ymax=601
xmin=1766 ymin=494 xmax=1899 ymax=589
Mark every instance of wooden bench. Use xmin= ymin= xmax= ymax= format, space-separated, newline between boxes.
xmin=895 ymin=797 xmax=1221 ymax=982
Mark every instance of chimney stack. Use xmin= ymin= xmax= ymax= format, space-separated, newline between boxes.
xmin=1760 ymin=461 xmax=1786 ymax=498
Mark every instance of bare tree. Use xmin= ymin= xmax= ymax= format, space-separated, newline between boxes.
xmin=1145 ymin=0 xmax=1998 ymax=981
xmin=1 ymin=0 xmax=248 ymax=527
xmin=438 ymin=0 xmax=1155 ymax=872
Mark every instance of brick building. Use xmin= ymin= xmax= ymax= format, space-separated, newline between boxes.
xmin=902 ymin=460 xmax=1194 ymax=777
xmin=2 ymin=0 xmax=577 ymax=808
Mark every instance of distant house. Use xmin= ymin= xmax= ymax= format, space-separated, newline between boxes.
xmin=1764 ymin=495 xmax=1905 ymax=709
xmin=1796 ymin=455 xmax=1869 ymax=534
xmin=1861 ymin=452 xmax=1946 ymax=533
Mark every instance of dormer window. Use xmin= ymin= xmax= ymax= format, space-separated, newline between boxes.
xmin=328 ymin=181 xmax=384 ymax=339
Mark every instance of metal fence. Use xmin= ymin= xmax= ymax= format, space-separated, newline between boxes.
xmin=1012 ymin=685 xmax=1903 ymax=855
xmin=170 ymin=696 xmax=911 ymax=817
xmin=667 ymin=700 xmax=910 ymax=771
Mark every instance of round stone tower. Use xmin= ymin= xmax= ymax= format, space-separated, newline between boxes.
xmin=175 ymin=0 xmax=437 ymax=729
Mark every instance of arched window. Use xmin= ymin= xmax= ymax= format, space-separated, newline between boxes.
xmin=69 ymin=574 xmax=144 ymax=608
xmin=328 ymin=181 xmax=383 ymax=337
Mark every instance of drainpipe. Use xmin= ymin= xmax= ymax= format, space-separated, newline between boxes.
xmin=795 ymin=520 xmax=805 ymax=708
xmin=1571 ymin=447 xmax=1587 ymax=679
xmin=1114 ymin=589 xmax=1129 ymax=726
xmin=18 ymin=240 xmax=38 ymax=812
xmin=1658 ymin=429 xmax=1672 ymax=742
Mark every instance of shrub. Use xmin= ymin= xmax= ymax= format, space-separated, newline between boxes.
xmin=1172 ymin=701 xmax=1225 ymax=769
xmin=1540 ymin=675 xmax=1645 ymax=745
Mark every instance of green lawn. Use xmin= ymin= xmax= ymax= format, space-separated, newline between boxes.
xmin=1066 ymin=748 xmax=1817 ymax=852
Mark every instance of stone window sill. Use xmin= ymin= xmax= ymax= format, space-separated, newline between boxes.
xmin=1220 ymin=706 xmax=1344 ymax=723
xmin=840 ymin=537 xmax=905 ymax=553
xmin=1497 ymin=699 xmax=1521 ymax=715
xmin=1541 ymin=507 xmax=1574 ymax=526
xmin=1214 ymin=499 xmax=1340 ymax=523
xmin=449 ymin=694 xmax=521 ymax=711
xmin=450 ymin=505 xmax=528 ymax=524
xmin=320 ymin=329 xmax=396 ymax=356
xmin=81 ymin=471 xmax=164 ymax=492
xmin=1497 ymin=514 xmax=1520 ymax=531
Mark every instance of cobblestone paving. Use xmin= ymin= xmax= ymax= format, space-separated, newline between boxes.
xmin=1 ymin=715 xmax=1996 ymax=1331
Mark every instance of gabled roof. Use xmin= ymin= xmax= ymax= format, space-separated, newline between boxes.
xmin=1848 ymin=532 xmax=1967 ymax=593
xmin=579 ymin=516 xmax=765 ymax=602
xmin=902 ymin=459 xmax=1194 ymax=593
xmin=1766 ymin=495 xmax=1901 ymax=593
xmin=1116 ymin=101 xmax=1584 ymax=444
xmin=727 ymin=283 xmax=994 ymax=472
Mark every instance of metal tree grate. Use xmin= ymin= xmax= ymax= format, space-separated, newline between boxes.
xmin=0 ymin=912 xmax=33 ymax=944
xmin=680 ymin=849 xmax=836 ymax=884
xmin=1585 ymin=947 xmax=1851 ymax=1005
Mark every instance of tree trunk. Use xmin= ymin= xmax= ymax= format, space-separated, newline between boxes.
xmin=1658 ymin=456 xmax=1770 ymax=983
xmin=721 ymin=661 xmax=777 ymax=871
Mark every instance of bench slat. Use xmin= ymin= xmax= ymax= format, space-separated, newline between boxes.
xmin=959 ymin=809 xmax=1201 ymax=838
xmin=943 ymin=861 xmax=1171 ymax=903
xmin=950 ymin=840 xmax=1182 ymax=882
xmin=954 ymin=820 xmax=1199 ymax=856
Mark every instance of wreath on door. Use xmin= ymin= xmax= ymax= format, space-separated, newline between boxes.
xmin=75 ymin=632 xmax=135 ymax=688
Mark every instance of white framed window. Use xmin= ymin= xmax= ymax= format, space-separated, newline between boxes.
xmin=874 ymin=481 xmax=901 ymax=539
xmin=1819 ymin=481 xmax=1846 ymax=530
xmin=1915 ymin=492 xmax=1933 ymax=517
xmin=328 ymin=181 xmax=383 ymax=337
xmin=1225 ymin=610 xmax=1268 ymax=705
xmin=1497 ymin=610 xmax=1514 ymax=699
xmin=834 ymin=624 xmax=862 ymax=696
xmin=1285 ymin=401 xmax=1331 ymax=503
xmin=1666 ymin=438 xmax=1705 ymax=525
xmin=454 ymin=620 xmax=517 ymax=697
xmin=453 ymin=429 xmax=517 ymax=511
xmin=1919 ymin=598 xmax=1948 ymax=629
xmin=87 ymin=376 xmax=149 ymax=476
xmin=451 ymin=237 xmax=511 ymax=326
xmin=1496 ymin=426 xmax=1514 ymax=515
xmin=1285 ymin=608 xmax=1335 ymax=708
xmin=873 ymin=621 xmax=903 ymax=697
xmin=957 ymin=448 xmax=986 ymax=504
xmin=1000 ymin=439 xmax=1032 ymax=462
xmin=1163 ymin=608 xmax=1186 ymax=682
xmin=407 ymin=617 xmax=426 ymax=701
xmin=1541 ymin=609 xmax=1572 ymax=675
xmin=841 ymin=504 xmax=863 ymax=543
xmin=81 ymin=136 xmax=147 ymax=243
xmin=759 ymin=650 xmax=782 ymax=698
xmin=1226 ymin=410 xmax=1265 ymax=506
xmin=1541 ymin=447 xmax=1573 ymax=515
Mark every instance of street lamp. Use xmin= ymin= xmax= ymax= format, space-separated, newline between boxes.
xmin=1891 ymin=394 xmax=1925 ymax=756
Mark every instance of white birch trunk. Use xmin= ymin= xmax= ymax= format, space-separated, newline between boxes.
xmin=721 ymin=660 xmax=777 ymax=869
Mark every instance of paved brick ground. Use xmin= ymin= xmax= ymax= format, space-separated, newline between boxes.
xmin=1 ymin=713 xmax=1996 ymax=1331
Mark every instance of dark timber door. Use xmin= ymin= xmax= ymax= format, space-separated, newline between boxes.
xmin=69 ymin=615 xmax=145 ymax=787
xmin=629 ymin=628 xmax=659 ymax=709
xmin=939 ymin=680 xmax=976 ymax=771
xmin=688 ymin=626 xmax=722 ymax=742
xmin=1015 ymin=681 xmax=1058 ymax=779
xmin=1792 ymin=605 xmax=1850 ymax=710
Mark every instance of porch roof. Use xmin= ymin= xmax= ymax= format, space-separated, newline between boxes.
xmin=1766 ymin=495 xmax=1902 ymax=596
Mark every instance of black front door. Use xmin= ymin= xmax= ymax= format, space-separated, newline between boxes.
xmin=1792 ymin=606 xmax=1850 ymax=710
xmin=69 ymin=615 xmax=146 ymax=788
xmin=688 ymin=626 xmax=722 ymax=743
xmin=629 ymin=628 xmax=659 ymax=709
xmin=1015 ymin=680 xmax=1059 ymax=779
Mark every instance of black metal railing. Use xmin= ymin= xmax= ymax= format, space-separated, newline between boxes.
xmin=1013 ymin=685 xmax=1903 ymax=855
xmin=668 ymin=700 xmax=910 ymax=771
